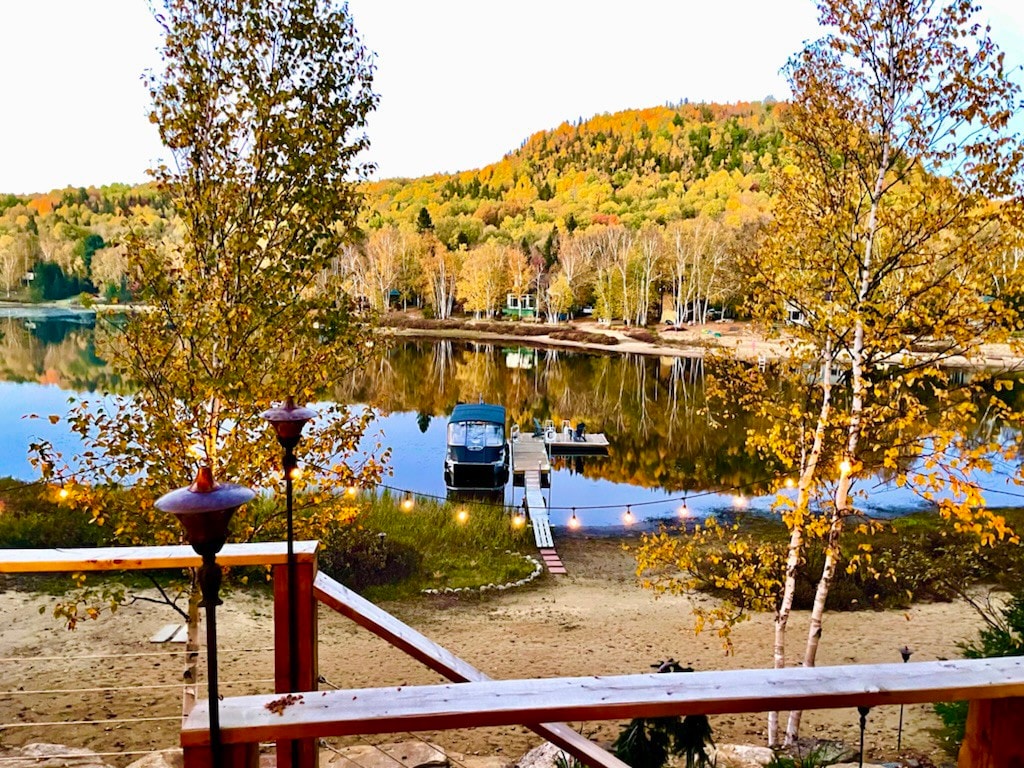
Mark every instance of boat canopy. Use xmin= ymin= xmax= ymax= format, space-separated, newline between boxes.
xmin=449 ymin=403 xmax=506 ymax=426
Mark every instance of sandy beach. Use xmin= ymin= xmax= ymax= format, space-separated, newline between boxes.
xmin=0 ymin=535 xmax=983 ymax=766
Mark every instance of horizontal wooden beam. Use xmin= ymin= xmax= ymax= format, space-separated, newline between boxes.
xmin=314 ymin=573 xmax=630 ymax=768
xmin=181 ymin=656 xmax=1024 ymax=747
xmin=0 ymin=541 xmax=319 ymax=573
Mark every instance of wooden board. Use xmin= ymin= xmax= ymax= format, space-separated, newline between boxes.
xmin=181 ymin=657 xmax=1024 ymax=746
xmin=151 ymin=623 xmax=183 ymax=644
xmin=0 ymin=541 xmax=319 ymax=573
xmin=313 ymin=573 xmax=628 ymax=768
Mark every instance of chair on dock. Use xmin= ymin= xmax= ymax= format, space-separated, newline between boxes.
xmin=574 ymin=422 xmax=587 ymax=442
xmin=533 ymin=418 xmax=545 ymax=437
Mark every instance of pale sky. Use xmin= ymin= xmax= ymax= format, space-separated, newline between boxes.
xmin=0 ymin=0 xmax=1021 ymax=195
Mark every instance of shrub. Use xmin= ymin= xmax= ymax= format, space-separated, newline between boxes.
xmin=318 ymin=525 xmax=422 ymax=591
xmin=625 ymin=328 xmax=658 ymax=344
xmin=612 ymin=660 xmax=713 ymax=768
xmin=549 ymin=329 xmax=619 ymax=345
xmin=0 ymin=479 xmax=109 ymax=548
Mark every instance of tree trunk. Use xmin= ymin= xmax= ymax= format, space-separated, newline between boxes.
xmin=769 ymin=345 xmax=833 ymax=746
xmin=786 ymin=140 xmax=887 ymax=745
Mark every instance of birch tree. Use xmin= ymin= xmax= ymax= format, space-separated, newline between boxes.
xmin=637 ymin=0 xmax=1024 ymax=749
xmin=761 ymin=0 xmax=1024 ymax=745
xmin=364 ymin=225 xmax=406 ymax=311
xmin=32 ymin=0 xmax=387 ymax=549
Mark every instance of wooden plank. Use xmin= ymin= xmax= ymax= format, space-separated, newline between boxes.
xmin=151 ymin=623 xmax=183 ymax=643
xmin=0 ymin=541 xmax=319 ymax=573
xmin=313 ymin=574 xmax=629 ymax=768
xmin=182 ymin=657 xmax=1024 ymax=746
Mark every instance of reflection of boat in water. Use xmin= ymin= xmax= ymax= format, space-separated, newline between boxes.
xmin=443 ymin=402 xmax=510 ymax=491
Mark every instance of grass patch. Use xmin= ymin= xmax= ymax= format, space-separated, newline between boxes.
xmin=318 ymin=492 xmax=535 ymax=601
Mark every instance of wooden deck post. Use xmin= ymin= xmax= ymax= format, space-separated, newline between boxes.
xmin=182 ymin=743 xmax=259 ymax=768
xmin=273 ymin=559 xmax=319 ymax=768
xmin=959 ymin=696 xmax=1024 ymax=767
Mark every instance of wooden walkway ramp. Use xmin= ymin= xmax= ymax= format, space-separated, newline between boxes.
xmin=511 ymin=434 xmax=566 ymax=574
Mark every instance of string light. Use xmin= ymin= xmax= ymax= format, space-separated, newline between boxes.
xmin=512 ymin=511 xmax=526 ymax=528
xmin=288 ymin=466 xmax=302 ymax=481
xmin=784 ymin=478 xmax=796 ymax=489
xmin=58 ymin=486 xmax=69 ymax=500
xmin=456 ymin=508 xmax=469 ymax=524
xmin=677 ymin=497 xmax=689 ymax=517
xmin=400 ymin=492 xmax=415 ymax=512
xmin=568 ymin=508 xmax=581 ymax=530
xmin=839 ymin=458 xmax=853 ymax=476
xmin=732 ymin=494 xmax=747 ymax=509
xmin=346 ymin=485 xmax=358 ymax=497
xmin=622 ymin=506 xmax=635 ymax=525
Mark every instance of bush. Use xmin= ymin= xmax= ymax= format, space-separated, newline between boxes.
xmin=549 ymin=328 xmax=619 ymax=345
xmin=612 ymin=660 xmax=713 ymax=768
xmin=625 ymin=328 xmax=658 ymax=344
xmin=0 ymin=479 xmax=109 ymax=548
xmin=318 ymin=525 xmax=422 ymax=591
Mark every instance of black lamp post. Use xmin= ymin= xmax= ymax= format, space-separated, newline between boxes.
xmin=260 ymin=397 xmax=316 ymax=694
xmin=897 ymin=645 xmax=913 ymax=753
xmin=156 ymin=466 xmax=254 ymax=767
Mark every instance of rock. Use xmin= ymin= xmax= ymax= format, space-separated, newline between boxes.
xmin=714 ymin=743 xmax=775 ymax=767
xmin=322 ymin=744 xmax=405 ymax=768
xmin=125 ymin=750 xmax=183 ymax=768
xmin=515 ymin=742 xmax=562 ymax=768
xmin=445 ymin=748 xmax=513 ymax=768
xmin=0 ymin=743 xmax=112 ymax=768
xmin=322 ymin=740 xmax=448 ymax=768
xmin=378 ymin=740 xmax=449 ymax=768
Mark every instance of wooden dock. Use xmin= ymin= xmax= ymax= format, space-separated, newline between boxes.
xmin=510 ymin=434 xmax=565 ymax=572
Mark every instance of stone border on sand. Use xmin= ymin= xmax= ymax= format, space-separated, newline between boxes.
xmin=420 ymin=552 xmax=543 ymax=595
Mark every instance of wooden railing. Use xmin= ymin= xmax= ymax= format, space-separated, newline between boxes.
xmin=0 ymin=542 xmax=320 ymax=768
xmin=5 ymin=543 xmax=1024 ymax=768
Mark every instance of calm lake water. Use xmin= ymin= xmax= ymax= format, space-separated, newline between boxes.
xmin=1 ymin=308 xmax=1021 ymax=529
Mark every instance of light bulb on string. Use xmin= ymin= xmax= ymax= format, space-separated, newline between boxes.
xmin=839 ymin=458 xmax=853 ymax=476
xmin=732 ymin=494 xmax=747 ymax=510
xmin=456 ymin=508 xmax=469 ymax=524
xmin=346 ymin=485 xmax=358 ymax=497
xmin=400 ymin=492 xmax=415 ymax=512
xmin=58 ymin=486 xmax=69 ymax=500
xmin=678 ymin=497 xmax=689 ymax=517
xmin=623 ymin=505 xmax=635 ymax=526
xmin=512 ymin=511 xmax=526 ymax=529
xmin=784 ymin=477 xmax=796 ymax=489
xmin=568 ymin=508 xmax=581 ymax=530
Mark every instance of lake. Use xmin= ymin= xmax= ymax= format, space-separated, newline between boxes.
xmin=1 ymin=307 xmax=1020 ymax=529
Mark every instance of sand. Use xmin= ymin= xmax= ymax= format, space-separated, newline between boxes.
xmin=0 ymin=536 xmax=982 ymax=766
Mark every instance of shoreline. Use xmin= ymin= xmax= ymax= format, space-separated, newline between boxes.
xmin=383 ymin=317 xmax=1024 ymax=372
xmin=6 ymin=299 xmax=1023 ymax=371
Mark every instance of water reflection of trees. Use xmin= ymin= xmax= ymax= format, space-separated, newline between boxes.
xmin=335 ymin=340 xmax=767 ymax=493
xmin=0 ymin=317 xmax=123 ymax=393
